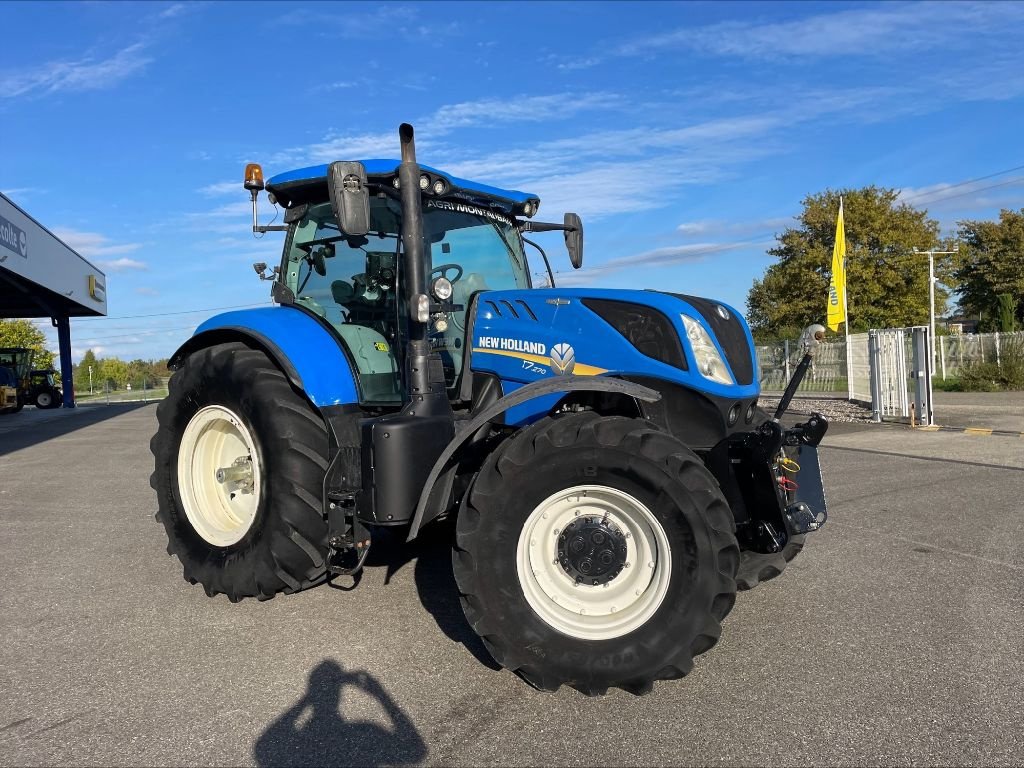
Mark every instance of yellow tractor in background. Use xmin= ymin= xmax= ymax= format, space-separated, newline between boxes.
xmin=0 ymin=366 xmax=19 ymax=414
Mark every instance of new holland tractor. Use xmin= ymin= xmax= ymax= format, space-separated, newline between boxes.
xmin=151 ymin=124 xmax=828 ymax=695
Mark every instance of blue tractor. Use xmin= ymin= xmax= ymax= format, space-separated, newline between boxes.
xmin=152 ymin=124 xmax=828 ymax=694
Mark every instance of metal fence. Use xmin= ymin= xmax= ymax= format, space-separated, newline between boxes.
xmin=935 ymin=332 xmax=1023 ymax=379
xmin=757 ymin=330 xmax=1023 ymax=395
xmin=756 ymin=339 xmax=850 ymax=393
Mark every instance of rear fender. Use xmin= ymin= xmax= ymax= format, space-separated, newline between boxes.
xmin=168 ymin=307 xmax=359 ymax=408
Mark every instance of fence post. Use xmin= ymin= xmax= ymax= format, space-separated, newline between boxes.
xmin=868 ymin=330 xmax=882 ymax=423
xmin=783 ymin=339 xmax=791 ymax=382
xmin=911 ymin=326 xmax=933 ymax=426
xmin=939 ymin=335 xmax=946 ymax=380
xmin=995 ymin=333 xmax=1001 ymax=367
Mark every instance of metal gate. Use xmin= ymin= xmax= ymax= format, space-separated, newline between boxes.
xmin=867 ymin=326 xmax=933 ymax=425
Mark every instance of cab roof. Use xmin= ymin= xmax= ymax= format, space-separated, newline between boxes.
xmin=265 ymin=159 xmax=539 ymax=213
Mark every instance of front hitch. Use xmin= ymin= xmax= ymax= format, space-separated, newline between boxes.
xmin=727 ymin=412 xmax=829 ymax=553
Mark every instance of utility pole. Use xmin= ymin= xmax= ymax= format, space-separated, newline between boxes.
xmin=89 ymin=365 xmax=93 ymax=394
xmin=913 ymin=245 xmax=959 ymax=377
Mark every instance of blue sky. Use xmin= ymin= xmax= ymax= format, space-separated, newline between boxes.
xmin=3 ymin=0 xmax=1023 ymax=362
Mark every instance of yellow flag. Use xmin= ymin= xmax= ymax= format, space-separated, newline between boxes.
xmin=826 ymin=198 xmax=847 ymax=332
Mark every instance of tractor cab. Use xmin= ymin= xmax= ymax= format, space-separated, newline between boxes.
xmin=263 ymin=161 xmax=538 ymax=404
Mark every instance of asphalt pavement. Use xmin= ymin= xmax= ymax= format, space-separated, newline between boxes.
xmin=1 ymin=404 xmax=1021 ymax=766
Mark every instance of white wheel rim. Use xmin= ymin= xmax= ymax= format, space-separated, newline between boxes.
xmin=38 ymin=393 xmax=51 ymax=407
xmin=516 ymin=485 xmax=672 ymax=641
xmin=177 ymin=405 xmax=261 ymax=547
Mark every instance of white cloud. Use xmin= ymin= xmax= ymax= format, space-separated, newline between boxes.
xmin=310 ymin=81 xmax=359 ymax=93
xmin=159 ymin=4 xmax=187 ymax=19
xmin=199 ymin=181 xmax=242 ymax=196
xmin=269 ymin=92 xmax=621 ymax=167
xmin=0 ymin=43 xmax=151 ymax=99
xmin=558 ymin=240 xmax=770 ymax=287
xmin=899 ymin=176 xmax=1024 ymax=210
xmin=426 ymin=92 xmax=620 ymax=133
xmin=1 ymin=187 xmax=43 ymax=201
xmin=677 ymin=217 xmax=792 ymax=238
xmin=617 ymin=2 xmax=1024 ymax=60
xmin=52 ymin=228 xmax=144 ymax=259
xmin=277 ymin=5 xmax=456 ymax=40
xmin=95 ymin=257 xmax=147 ymax=272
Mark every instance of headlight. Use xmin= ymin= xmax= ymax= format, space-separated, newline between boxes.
xmin=681 ymin=314 xmax=734 ymax=385
xmin=414 ymin=293 xmax=430 ymax=323
xmin=431 ymin=276 xmax=453 ymax=301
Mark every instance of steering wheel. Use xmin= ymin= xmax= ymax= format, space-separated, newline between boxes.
xmin=430 ymin=263 xmax=463 ymax=283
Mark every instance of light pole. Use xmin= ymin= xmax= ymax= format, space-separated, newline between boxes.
xmin=913 ymin=245 xmax=958 ymax=376
xmin=89 ymin=365 xmax=93 ymax=394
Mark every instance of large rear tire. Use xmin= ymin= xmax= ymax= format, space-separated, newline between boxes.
xmin=150 ymin=342 xmax=330 ymax=601
xmin=453 ymin=412 xmax=739 ymax=695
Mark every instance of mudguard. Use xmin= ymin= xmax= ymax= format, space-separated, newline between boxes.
xmin=168 ymin=306 xmax=359 ymax=408
xmin=407 ymin=375 xmax=661 ymax=540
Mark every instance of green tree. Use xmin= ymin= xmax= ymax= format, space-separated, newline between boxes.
xmin=75 ymin=348 xmax=99 ymax=387
xmin=98 ymin=357 xmax=129 ymax=390
xmin=747 ymin=187 xmax=945 ymax=339
xmin=0 ymin=318 xmax=56 ymax=370
xmin=952 ymin=209 xmax=1024 ymax=330
xmin=997 ymin=293 xmax=1018 ymax=333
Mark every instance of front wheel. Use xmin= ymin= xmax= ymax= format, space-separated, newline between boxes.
xmin=150 ymin=342 xmax=330 ymax=601
xmin=454 ymin=413 xmax=739 ymax=695
xmin=34 ymin=390 xmax=55 ymax=409
xmin=736 ymin=535 xmax=805 ymax=590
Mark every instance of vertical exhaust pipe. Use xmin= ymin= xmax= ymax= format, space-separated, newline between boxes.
xmin=396 ymin=123 xmax=448 ymax=411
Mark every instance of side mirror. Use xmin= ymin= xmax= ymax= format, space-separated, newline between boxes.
xmin=564 ymin=212 xmax=583 ymax=269
xmin=327 ymin=161 xmax=371 ymax=236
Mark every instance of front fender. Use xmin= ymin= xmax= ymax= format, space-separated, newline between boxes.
xmin=407 ymin=375 xmax=661 ymax=540
xmin=169 ymin=306 xmax=359 ymax=408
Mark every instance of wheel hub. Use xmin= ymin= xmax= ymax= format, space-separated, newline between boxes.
xmin=557 ymin=516 xmax=628 ymax=586
xmin=177 ymin=405 xmax=261 ymax=547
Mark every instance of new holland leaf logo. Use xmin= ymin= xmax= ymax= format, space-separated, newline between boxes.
xmin=550 ymin=343 xmax=576 ymax=375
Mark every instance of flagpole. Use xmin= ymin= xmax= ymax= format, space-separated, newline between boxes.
xmin=840 ymin=196 xmax=853 ymax=401
xmin=840 ymin=197 xmax=848 ymax=338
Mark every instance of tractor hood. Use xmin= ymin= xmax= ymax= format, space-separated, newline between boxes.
xmin=465 ymin=287 xmax=758 ymax=401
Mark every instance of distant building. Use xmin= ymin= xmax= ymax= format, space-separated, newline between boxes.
xmin=945 ymin=316 xmax=979 ymax=335
xmin=1 ymin=192 xmax=108 ymax=407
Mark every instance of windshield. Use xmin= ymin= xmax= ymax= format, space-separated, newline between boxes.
xmin=282 ymin=196 xmax=529 ymax=399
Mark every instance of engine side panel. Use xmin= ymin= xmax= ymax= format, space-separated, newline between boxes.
xmin=170 ymin=306 xmax=359 ymax=408
xmin=468 ymin=288 xmax=759 ymax=426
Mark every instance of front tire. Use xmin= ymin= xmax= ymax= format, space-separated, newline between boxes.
xmin=736 ymin=535 xmax=805 ymax=590
xmin=454 ymin=413 xmax=739 ymax=695
xmin=34 ymin=390 xmax=54 ymax=409
xmin=150 ymin=342 xmax=330 ymax=601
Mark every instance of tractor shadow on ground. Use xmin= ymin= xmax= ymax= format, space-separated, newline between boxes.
xmin=253 ymin=659 xmax=426 ymax=767
xmin=0 ymin=402 xmax=149 ymax=457
xmin=347 ymin=520 xmax=501 ymax=672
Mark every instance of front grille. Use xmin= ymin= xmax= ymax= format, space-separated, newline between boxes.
xmin=582 ymin=299 xmax=688 ymax=371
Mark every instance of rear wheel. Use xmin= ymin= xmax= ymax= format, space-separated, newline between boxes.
xmin=150 ymin=342 xmax=330 ymax=601
xmin=454 ymin=413 xmax=739 ymax=695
